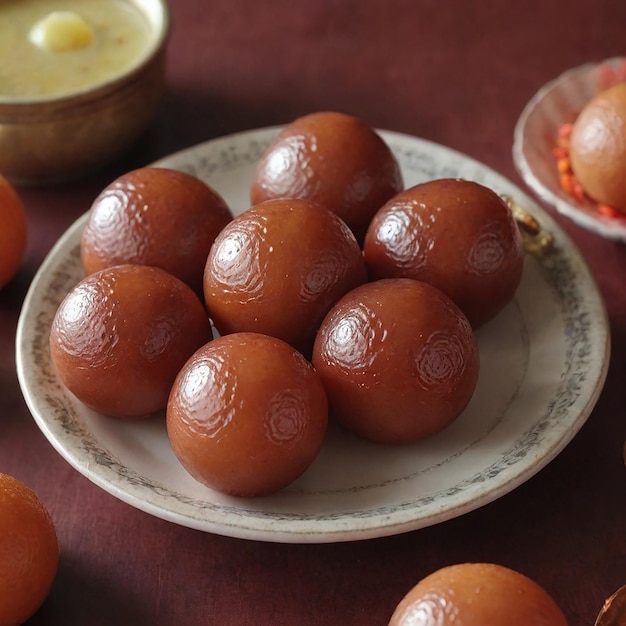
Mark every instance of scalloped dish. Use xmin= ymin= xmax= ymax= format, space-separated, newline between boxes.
xmin=514 ymin=57 xmax=626 ymax=241
xmin=16 ymin=127 xmax=610 ymax=543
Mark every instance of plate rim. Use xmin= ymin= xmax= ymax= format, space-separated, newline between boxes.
xmin=16 ymin=125 xmax=611 ymax=543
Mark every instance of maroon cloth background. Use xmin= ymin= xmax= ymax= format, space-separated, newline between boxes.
xmin=2 ymin=1 xmax=625 ymax=624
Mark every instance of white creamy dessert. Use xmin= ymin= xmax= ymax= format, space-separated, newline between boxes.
xmin=0 ymin=0 xmax=156 ymax=99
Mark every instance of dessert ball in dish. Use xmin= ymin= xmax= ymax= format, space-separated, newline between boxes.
xmin=250 ymin=111 xmax=404 ymax=243
xmin=81 ymin=167 xmax=232 ymax=294
xmin=569 ymin=81 xmax=626 ymax=213
xmin=50 ymin=264 xmax=212 ymax=419
xmin=203 ymin=197 xmax=367 ymax=355
xmin=167 ymin=332 xmax=329 ymax=497
xmin=363 ymin=178 xmax=524 ymax=328
xmin=311 ymin=278 xmax=479 ymax=445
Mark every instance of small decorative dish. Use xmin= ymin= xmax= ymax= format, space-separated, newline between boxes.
xmin=513 ymin=57 xmax=626 ymax=241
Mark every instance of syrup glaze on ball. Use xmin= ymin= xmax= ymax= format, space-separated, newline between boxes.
xmin=203 ymin=197 xmax=367 ymax=355
xmin=250 ymin=111 xmax=404 ymax=243
xmin=312 ymin=278 xmax=479 ymax=444
xmin=81 ymin=167 xmax=232 ymax=293
xmin=167 ymin=332 xmax=328 ymax=497
xmin=363 ymin=178 xmax=524 ymax=327
xmin=50 ymin=264 xmax=212 ymax=419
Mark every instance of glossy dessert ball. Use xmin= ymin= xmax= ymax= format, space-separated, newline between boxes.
xmin=50 ymin=264 xmax=212 ymax=419
xmin=167 ymin=332 xmax=329 ymax=497
xmin=81 ymin=167 xmax=233 ymax=293
xmin=311 ymin=278 xmax=479 ymax=444
xmin=0 ymin=473 xmax=59 ymax=626
xmin=203 ymin=198 xmax=367 ymax=355
xmin=570 ymin=82 xmax=626 ymax=212
xmin=250 ymin=111 xmax=404 ymax=243
xmin=363 ymin=178 xmax=524 ymax=328
xmin=388 ymin=562 xmax=568 ymax=626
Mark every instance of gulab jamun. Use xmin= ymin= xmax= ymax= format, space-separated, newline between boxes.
xmin=363 ymin=178 xmax=524 ymax=328
xmin=203 ymin=197 xmax=367 ymax=355
xmin=81 ymin=167 xmax=233 ymax=293
xmin=311 ymin=278 xmax=480 ymax=444
xmin=167 ymin=332 xmax=329 ymax=497
xmin=388 ymin=563 xmax=568 ymax=626
xmin=50 ymin=264 xmax=212 ymax=419
xmin=569 ymin=81 xmax=626 ymax=212
xmin=250 ymin=111 xmax=404 ymax=243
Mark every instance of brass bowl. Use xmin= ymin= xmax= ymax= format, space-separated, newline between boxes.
xmin=0 ymin=0 xmax=170 ymax=185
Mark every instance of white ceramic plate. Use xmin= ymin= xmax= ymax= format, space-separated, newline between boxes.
xmin=513 ymin=57 xmax=626 ymax=241
xmin=16 ymin=127 xmax=610 ymax=543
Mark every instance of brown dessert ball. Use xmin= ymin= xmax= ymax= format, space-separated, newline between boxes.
xmin=0 ymin=473 xmax=59 ymax=626
xmin=311 ymin=278 xmax=479 ymax=444
xmin=570 ymin=82 xmax=626 ymax=212
xmin=167 ymin=332 xmax=329 ymax=497
xmin=388 ymin=563 xmax=568 ymax=626
xmin=81 ymin=167 xmax=233 ymax=293
xmin=363 ymin=178 xmax=524 ymax=328
xmin=250 ymin=111 xmax=404 ymax=243
xmin=50 ymin=264 xmax=212 ymax=419
xmin=203 ymin=197 xmax=367 ymax=355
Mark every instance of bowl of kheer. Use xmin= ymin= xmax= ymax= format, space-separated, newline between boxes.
xmin=0 ymin=0 xmax=169 ymax=185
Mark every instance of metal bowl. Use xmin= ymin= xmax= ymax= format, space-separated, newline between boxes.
xmin=0 ymin=0 xmax=170 ymax=185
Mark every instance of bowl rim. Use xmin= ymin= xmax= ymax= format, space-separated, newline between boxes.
xmin=0 ymin=0 xmax=170 ymax=108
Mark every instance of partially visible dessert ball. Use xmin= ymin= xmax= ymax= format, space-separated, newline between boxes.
xmin=363 ymin=179 xmax=524 ymax=328
xmin=570 ymin=82 xmax=626 ymax=212
xmin=50 ymin=264 xmax=212 ymax=419
xmin=388 ymin=563 xmax=569 ymax=626
xmin=312 ymin=278 xmax=479 ymax=444
xmin=203 ymin=198 xmax=367 ymax=355
xmin=167 ymin=332 xmax=329 ymax=497
xmin=250 ymin=111 xmax=404 ymax=243
xmin=81 ymin=167 xmax=233 ymax=293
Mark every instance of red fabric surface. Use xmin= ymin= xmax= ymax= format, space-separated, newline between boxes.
xmin=2 ymin=1 xmax=626 ymax=624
